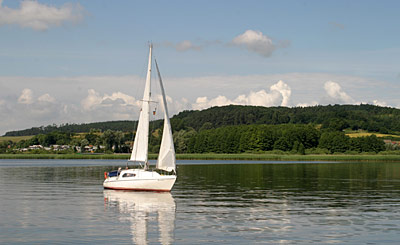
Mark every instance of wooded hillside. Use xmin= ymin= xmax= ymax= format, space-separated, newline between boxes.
xmin=3 ymin=104 xmax=400 ymax=155
xmin=171 ymin=104 xmax=400 ymax=133
xmin=5 ymin=104 xmax=400 ymax=136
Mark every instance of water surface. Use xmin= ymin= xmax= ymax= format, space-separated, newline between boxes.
xmin=0 ymin=159 xmax=399 ymax=244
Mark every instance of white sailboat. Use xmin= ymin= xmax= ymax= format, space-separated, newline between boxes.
xmin=103 ymin=44 xmax=176 ymax=192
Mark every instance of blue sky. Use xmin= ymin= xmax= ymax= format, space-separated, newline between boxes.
xmin=0 ymin=0 xmax=399 ymax=135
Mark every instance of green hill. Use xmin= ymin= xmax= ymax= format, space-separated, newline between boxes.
xmin=171 ymin=104 xmax=400 ymax=134
xmin=4 ymin=104 xmax=400 ymax=136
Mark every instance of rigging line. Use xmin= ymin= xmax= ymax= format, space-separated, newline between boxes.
xmin=145 ymin=47 xmax=155 ymax=170
xmin=147 ymin=64 xmax=156 ymax=170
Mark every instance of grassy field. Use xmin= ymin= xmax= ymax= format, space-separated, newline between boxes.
xmin=176 ymin=153 xmax=400 ymax=162
xmin=344 ymin=130 xmax=400 ymax=139
xmin=1 ymin=153 xmax=400 ymax=162
xmin=0 ymin=135 xmax=34 ymax=143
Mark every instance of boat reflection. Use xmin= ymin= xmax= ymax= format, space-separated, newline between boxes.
xmin=104 ymin=190 xmax=176 ymax=245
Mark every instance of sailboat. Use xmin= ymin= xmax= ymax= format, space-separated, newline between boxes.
xmin=103 ymin=44 xmax=177 ymax=192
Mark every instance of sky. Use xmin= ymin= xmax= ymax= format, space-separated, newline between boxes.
xmin=1 ymin=0 xmax=400 ymax=135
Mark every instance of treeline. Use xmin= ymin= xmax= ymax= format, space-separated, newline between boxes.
xmin=4 ymin=130 xmax=134 ymax=153
xmin=4 ymin=121 xmax=139 ymax=137
xmin=5 ymin=104 xmax=400 ymax=137
xmin=177 ymin=124 xmax=385 ymax=154
xmin=172 ymin=104 xmax=400 ymax=133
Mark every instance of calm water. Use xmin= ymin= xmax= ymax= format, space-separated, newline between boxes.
xmin=0 ymin=159 xmax=399 ymax=244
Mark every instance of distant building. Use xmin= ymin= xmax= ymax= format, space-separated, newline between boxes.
xmin=28 ymin=145 xmax=43 ymax=150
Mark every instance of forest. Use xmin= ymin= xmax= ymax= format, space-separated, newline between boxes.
xmin=2 ymin=104 xmax=400 ymax=154
xmin=5 ymin=104 xmax=400 ymax=136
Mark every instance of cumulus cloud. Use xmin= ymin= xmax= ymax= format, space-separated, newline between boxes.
xmin=271 ymin=80 xmax=291 ymax=106
xmin=0 ymin=88 xmax=66 ymax=134
xmin=81 ymin=89 xmax=138 ymax=111
xmin=163 ymin=30 xmax=288 ymax=56
xmin=324 ymin=81 xmax=355 ymax=103
xmin=1 ymin=74 xmax=397 ymax=135
xmin=371 ymin=99 xmax=388 ymax=107
xmin=38 ymin=93 xmax=56 ymax=103
xmin=81 ymin=89 xmax=102 ymax=110
xmin=296 ymin=102 xmax=319 ymax=107
xmin=232 ymin=30 xmax=277 ymax=57
xmin=192 ymin=80 xmax=291 ymax=110
xmin=17 ymin=88 xmax=57 ymax=108
xmin=0 ymin=0 xmax=84 ymax=31
xmin=18 ymin=88 xmax=34 ymax=104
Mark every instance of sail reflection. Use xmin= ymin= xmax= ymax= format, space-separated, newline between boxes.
xmin=104 ymin=190 xmax=176 ymax=245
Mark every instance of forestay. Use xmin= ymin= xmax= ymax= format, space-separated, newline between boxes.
xmin=155 ymin=60 xmax=176 ymax=172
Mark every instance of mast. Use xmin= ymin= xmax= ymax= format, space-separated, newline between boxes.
xmin=130 ymin=44 xmax=152 ymax=165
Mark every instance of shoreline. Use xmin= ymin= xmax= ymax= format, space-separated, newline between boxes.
xmin=1 ymin=153 xmax=400 ymax=162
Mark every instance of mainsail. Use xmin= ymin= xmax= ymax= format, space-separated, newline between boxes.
xmin=130 ymin=45 xmax=152 ymax=163
xmin=155 ymin=60 xmax=176 ymax=172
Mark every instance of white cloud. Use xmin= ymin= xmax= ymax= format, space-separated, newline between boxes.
xmin=371 ymin=99 xmax=388 ymax=107
xmin=81 ymin=89 xmax=138 ymax=111
xmin=164 ymin=30 xmax=288 ymax=56
xmin=18 ymin=88 xmax=34 ymax=104
xmin=175 ymin=40 xmax=202 ymax=52
xmin=324 ymin=81 xmax=355 ymax=103
xmin=105 ymin=92 xmax=137 ymax=106
xmin=0 ymin=0 xmax=84 ymax=31
xmin=192 ymin=80 xmax=291 ymax=110
xmin=270 ymin=80 xmax=291 ymax=106
xmin=232 ymin=30 xmax=276 ymax=57
xmin=81 ymin=89 xmax=102 ymax=110
xmin=192 ymin=95 xmax=232 ymax=110
xmin=38 ymin=93 xmax=56 ymax=103
xmin=0 ymin=74 xmax=398 ymax=135
xmin=296 ymin=101 xmax=319 ymax=107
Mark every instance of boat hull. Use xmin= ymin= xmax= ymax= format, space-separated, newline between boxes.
xmin=103 ymin=169 xmax=176 ymax=192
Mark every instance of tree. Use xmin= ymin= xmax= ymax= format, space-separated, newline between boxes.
xmin=274 ymin=135 xmax=292 ymax=151
xmin=319 ymin=132 xmax=350 ymax=153
xmin=102 ymin=130 xmax=116 ymax=151
xmin=80 ymin=139 xmax=89 ymax=152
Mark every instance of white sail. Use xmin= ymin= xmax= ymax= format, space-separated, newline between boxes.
xmin=130 ymin=44 xmax=152 ymax=163
xmin=155 ymin=60 xmax=176 ymax=172
xmin=104 ymin=44 xmax=177 ymax=192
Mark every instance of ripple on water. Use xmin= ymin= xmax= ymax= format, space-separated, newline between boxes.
xmin=1 ymin=160 xmax=400 ymax=244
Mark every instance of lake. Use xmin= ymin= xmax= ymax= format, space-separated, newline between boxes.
xmin=0 ymin=159 xmax=399 ymax=244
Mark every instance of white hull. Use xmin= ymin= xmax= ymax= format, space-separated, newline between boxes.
xmin=103 ymin=169 xmax=176 ymax=192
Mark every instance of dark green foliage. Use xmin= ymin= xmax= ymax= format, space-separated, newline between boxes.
xmin=5 ymin=104 xmax=400 ymax=136
xmin=85 ymin=133 xmax=97 ymax=145
xmin=4 ymin=120 xmax=139 ymax=136
xmin=173 ymin=104 xmax=400 ymax=134
xmin=2 ymin=104 xmax=394 ymax=155
xmin=101 ymin=130 xmax=124 ymax=152
xmin=318 ymin=133 xmax=386 ymax=153
xmin=350 ymin=135 xmax=386 ymax=153
xmin=187 ymin=124 xmax=321 ymax=154
xmin=25 ymin=132 xmax=72 ymax=147
xmin=319 ymin=132 xmax=350 ymax=153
